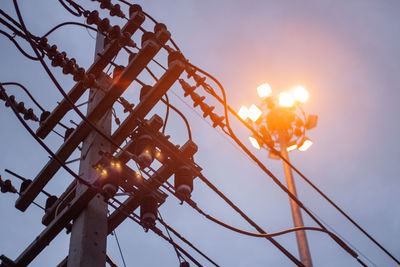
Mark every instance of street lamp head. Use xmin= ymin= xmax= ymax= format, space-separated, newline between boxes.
xmin=257 ymin=83 xmax=272 ymax=98
xmin=249 ymin=136 xmax=261 ymax=149
xmin=248 ymin=104 xmax=262 ymax=122
xmin=238 ymin=105 xmax=249 ymax=120
xmin=278 ymin=92 xmax=295 ymax=107
xmin=298 ymin=137 xmax=313 ymax=151
xmin=293 ymin=86 xmax=309 ymax=103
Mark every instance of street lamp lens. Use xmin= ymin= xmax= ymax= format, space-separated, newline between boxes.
xmin=293 ymin=86 xmax=309 ymax=103
xmin=257 ymin=83 xmax=272 ymax=98
xmin=278 ymin=92 xmax=295 ymax=107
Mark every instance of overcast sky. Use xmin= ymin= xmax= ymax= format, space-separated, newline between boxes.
xmin=0 ymin=1 xmax=399 ymax=266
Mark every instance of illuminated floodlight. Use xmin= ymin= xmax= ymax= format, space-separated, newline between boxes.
xmin=249 ymin=136 xmax=261 ymax=149
xmin=278 ymin=92 xmax=295 ymax=107
xmin=248 ymin=104 xmax=262 ymax=122
xmin=238 ymin=105 xmax=249 ymax=120
xmin=298 ymin=137 xmax=313 ymax=151
xmin=286 ymin=141 xmax=298 ymax=152
xmin=257 ymin=83 xmax=272 ymax=98
xmin=293 ymin=86 xmax=309 ymax=103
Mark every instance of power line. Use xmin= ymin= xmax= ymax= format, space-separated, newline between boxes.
xmin=112 ymin=228 xmax=127 ymax=267
xmin=158 ymin=211 xmax=186 ymax=265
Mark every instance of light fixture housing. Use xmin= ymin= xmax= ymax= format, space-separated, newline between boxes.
xmin=257 ymin=83 xmax=272 ymax=98
xmin=305 ymin=115 xmax=318 ymax=130
xmin=298 ymin=137 xmax=313 ymax=151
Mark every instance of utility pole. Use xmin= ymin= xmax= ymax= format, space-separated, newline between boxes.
xmin=67 ymin=33 xmax=111 ymax=267
xmin=278 ymin=131 xmax=313 ymax=267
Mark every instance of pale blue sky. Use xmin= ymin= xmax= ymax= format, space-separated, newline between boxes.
xmin=0 ymin=1 xmax=399 ymax=266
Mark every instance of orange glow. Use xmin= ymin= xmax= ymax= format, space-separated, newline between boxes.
xmin=279 ymin=92 xmax=295 ymax=107
xmin=293 ymin=86 xmax=309 ymax=103
xmin=110 ymin=161 xmax=121 ymax=169
xmin=257 ymin=83 xmax=272 ymax=98
xmin=249 ymin=136 xmax=261 ymax=149
xmin=101 ymin=169 xmax=108 ymax=177
xmin=238 ymin=105 xmax=249 ymax=120
xmin=298 ymin=137 xmax=313 ymax=151
xmin=248 ymin=104 xmax=262 ymax=122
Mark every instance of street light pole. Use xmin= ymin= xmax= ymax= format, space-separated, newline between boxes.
xmin=278 ymin=131 xmax=313 ymax=267
xmin=239 ymin=83 xmax=317 ymax=266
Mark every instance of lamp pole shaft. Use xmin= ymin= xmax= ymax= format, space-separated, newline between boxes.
xmin=278 ymin=132 xmax=313 ymax=267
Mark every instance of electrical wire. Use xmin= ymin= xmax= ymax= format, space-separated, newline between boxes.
xmin=58 ymin=0 xmax=83 ymax=17
xmin=161 ymin=93 xmax=170 ymax=134
xmin=135 ymin=77 xmax=192 ymax=141
xmin=41 ymin=21 xmax=99 ymax=38
xmin=112 ymin=228 xmax=127 ymax=267
xmin=157 ymin=216 xmax=220 ymax=267
xmin=108 ymin=200 xmax=203 ymax=267
xmin=158 ymin=211 xmax=185 ymax=264
xmin=160 ymin=97 xmax=192 ymax=140
xmin=189 ymin=201 xmax=359 ymax=258
xmin=0 ymin=30 xmax=41 ymax=60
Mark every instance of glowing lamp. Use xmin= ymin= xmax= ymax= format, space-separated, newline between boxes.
xmin=248 ymin=104 xmax=262 ymax=122
xmin=298 ymin=137 xmax=313 ymax=151
xmin=238 ymin=106 xmax=249 ymax=120
xmin=286 ymin=141 xmax=298 ymax=152
xmin=257 ymin=83 xmax=272 ymax=98
xmin=279 ymin=92 xmax=295 ymax=107
xmin=293 ymin=86 xmax=309 ymax=103
xmin=249 ymin=136 xmax=261 ymax=149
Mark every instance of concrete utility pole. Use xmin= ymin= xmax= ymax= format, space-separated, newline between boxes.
xmin=67 ymin=33 xmax=111 ymax=267
xmin=278 ymin=132 xmax=313 ymax=267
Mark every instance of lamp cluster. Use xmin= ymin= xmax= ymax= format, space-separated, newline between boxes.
xmin=0 ymin=88 xmax=38 ymax=122
xmin=238 ymin=83 xmax=317 ymax=154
